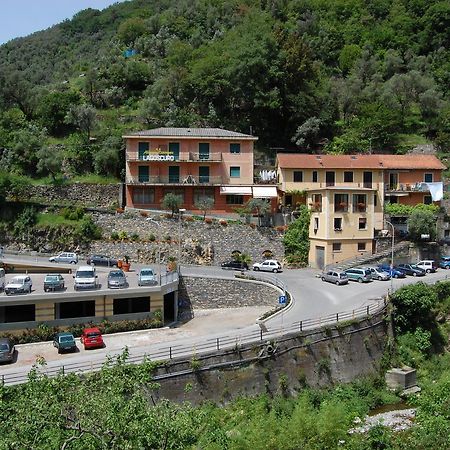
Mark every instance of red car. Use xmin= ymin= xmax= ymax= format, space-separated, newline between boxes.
xmin=80 ymin=327 xmax=104 ymax=350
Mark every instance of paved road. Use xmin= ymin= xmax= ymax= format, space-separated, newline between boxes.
xmin=1 ymin=252 xmax=450 ymax=385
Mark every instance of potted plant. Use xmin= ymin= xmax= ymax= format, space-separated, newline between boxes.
xmin=357 ymin=202 xmax=366 ymax=211
xmin=121 ymin=255 xmax=131 ymax=272
xmin=167 ymin=256 xmax=177 ymax=272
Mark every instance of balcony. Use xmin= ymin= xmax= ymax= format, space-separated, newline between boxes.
xmin=127 ymin=175 xmax=223 ymax=185
xmin=385 ymin=182 xmax=429 ymax=192
xmin=127 ymin=152 xmax=222 ymax=162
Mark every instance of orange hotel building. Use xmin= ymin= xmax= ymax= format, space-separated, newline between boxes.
xmin=124 ymin=127 xmax=278 ymax=212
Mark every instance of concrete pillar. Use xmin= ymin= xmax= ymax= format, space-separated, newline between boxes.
xmin=151 ymin=293 xmax=163 ymax=321
xmin=35 ymin=302 xmax=55 ymax=322
xmin=95 ymin=296 xmax=114 ymax=319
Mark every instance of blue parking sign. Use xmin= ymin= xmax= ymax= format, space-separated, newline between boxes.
xmin=278 ymin=295 xmax=287 ymax=305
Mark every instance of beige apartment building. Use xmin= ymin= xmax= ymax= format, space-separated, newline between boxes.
xmin=276 ymin=154 xmax=445 ymax=269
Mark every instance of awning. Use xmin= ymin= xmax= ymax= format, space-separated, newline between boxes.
xmin=252 ymin=186 xmax=278 ymax=198
xmin=386 ymin=193 xmax=410 ymax=197
xmin=220 ymin=186 xmax=252 ymax=195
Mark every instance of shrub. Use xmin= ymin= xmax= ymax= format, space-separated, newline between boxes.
xmin=184 ymin=215 xmax=194 ymax=222
xmin=148 ymin=233 xmax=156 ymax=242
xmin=165 ymin=235 xmax=172 ymax=243
xmin=110 ymin=231 xmax=119 ymax=241
xmin=204 ymin=218 xmax=213 ymax=224
xmin=116 ymin=208 xmax=124 ymax=214
xmin=61 ymin=206 xmax=84 ymax=221
xmin=130 ymin=232 xmax=140 ymax=241
xmin=118 ymin=231 xmax=128 ymax=240
xmin=140 ymin=211 xmax=148 ymax=217
xmin=219 ymin=219 xmax=227 ymax=226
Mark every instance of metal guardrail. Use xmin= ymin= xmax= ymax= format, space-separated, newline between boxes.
xmin=0 ymin=298 xmax=387 ymax=386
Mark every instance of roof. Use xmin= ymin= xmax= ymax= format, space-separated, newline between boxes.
xmin=123 ymin=127 xmax=257 ymax=140
xmin=276 ymin=154 xmax=446 ymax=170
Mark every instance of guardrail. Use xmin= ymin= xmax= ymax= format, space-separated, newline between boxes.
xmin=0 ymin=297 xmax=387 ymax=386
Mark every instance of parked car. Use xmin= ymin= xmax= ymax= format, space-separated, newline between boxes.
xmin=439 ymin=255 xmax=450 ymax=269
xmin=44 ymin=274 xmax=65 ymax=292
xmin=107 ymin=269 xmax=127 ymax=289
xmin=0 ymin=268 xmax=5 ymax=291
xmin=87 ymin=254 xmax=118 ymax=267
xmin=364 ymin=266 xmax=391 ymax=281
xmin=252 ymin=260 xmax=283 ymax=273
xmin=221 ymin=260 xmax=249 ymax=270
xmin=397 ymin=263 xmax=426 ymax=277
xmin=378 ymin=264 xmax=406 ymax=279
xmin=344 ymin=267 xmax=372 ymax=283
xmin=80 ymin=327 xmax=104 ymax=350
xmin=4 ymin=275 xmax=32 ymax=295
xmin=74 ymin=266 xmax=98 ymax=290
xmin=53 ymin=332 xmax=77 ymax=353
xmin=137 ymin=268 xmax=157 ymax=286
xmin=48 ymin=252 xmax=78 ymax=264
xmin=0 ymin=338 xmax=15 ymax=363
xmin=439 ymin=236 xmax=450 ymax=246
xmin=321 ymin=269 xmax=349 ymax=285
xmin=416 ymin=260 xmax=437 ymax=273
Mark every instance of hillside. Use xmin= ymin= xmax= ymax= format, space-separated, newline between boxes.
xmin=0 ymin=0 xmax=449 ymax=181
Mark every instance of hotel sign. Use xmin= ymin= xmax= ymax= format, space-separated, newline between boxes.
xmin=143 ymin=150 xmax=174 ymax=161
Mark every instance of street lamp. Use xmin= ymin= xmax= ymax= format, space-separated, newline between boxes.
xmin=178 ymin=208 xmax=186 ymax=270
xmin=385 ymin=220 xmax=395 ymax=294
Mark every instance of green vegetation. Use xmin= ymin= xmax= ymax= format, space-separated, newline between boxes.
xmin=384 ymin=202 xmax=440 ymax=216
xmin=283 ymin=205 xmax=311 ymax=267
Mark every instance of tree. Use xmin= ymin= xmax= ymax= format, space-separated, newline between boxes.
xmin=65 ymin=104 xmax=97 ymax=142
xmin=245 ymin=198 xmax=271 ymax=226
xmin=283 ymin=205 xmax=311 ymax=267
xmin=36 ymin=145 xmax=64 ymax=181
xmin=118 ymin=17 xmax=147 ymax=45
xmin=292 ymin=117 xmax=322 ymax=150
xmin=161 ymin=193 xmax=182 ymax=217
xmin=195 ymin=197 xmax=214 ymax=219
xmin=407 ymin=209 xmax=437 ymax=242
xmin=92 ymin=136 xmax=122 ymax=177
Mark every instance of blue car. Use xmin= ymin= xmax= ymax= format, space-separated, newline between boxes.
xmin=440 ymin=256 xmax=450 ymax=269
xmin=378 ymin=264 xmax=406 ymax=279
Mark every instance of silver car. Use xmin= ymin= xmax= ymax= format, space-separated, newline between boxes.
xmin=107 ymin=269 xmax=127 ymax=289
xmin=364 ymin=266 xmax=391 ymax=281
xmin=49 ymin=252 xmax=78 ymax=264
xmin=321 ymin=269 xmax=348 ymax=285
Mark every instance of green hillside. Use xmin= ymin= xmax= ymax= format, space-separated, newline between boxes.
xmin=0 ymin=0 xmax=449 ymax=181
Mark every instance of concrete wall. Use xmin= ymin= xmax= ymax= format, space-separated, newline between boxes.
xmin=148 ymin=308 xmax=390 ymax=405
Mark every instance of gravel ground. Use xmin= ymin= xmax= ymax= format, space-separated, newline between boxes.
xmin=350 ymin=408 xmax=416 ymax=433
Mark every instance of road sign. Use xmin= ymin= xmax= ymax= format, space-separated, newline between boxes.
xmin=278 ymin=295 xmax=287 ymax=305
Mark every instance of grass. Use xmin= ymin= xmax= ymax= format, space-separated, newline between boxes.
xmin=396 ymin=133 xmax=431 ymax=147
xmin=36 ymin=213 xmax=79 ymax=227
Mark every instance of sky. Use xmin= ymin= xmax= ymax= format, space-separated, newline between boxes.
xmin=0 ymin=0 xmax=127 ymax=45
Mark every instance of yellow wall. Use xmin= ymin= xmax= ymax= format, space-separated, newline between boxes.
xmin=35 ymin=302 xmax=55 ymax=322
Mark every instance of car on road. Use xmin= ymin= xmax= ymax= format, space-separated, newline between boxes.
xmin=397 ymin=263 xmax=426 ymax=277
xmin=53 ymin=332 xmax=77 ymax=353
xmin=221 ymin=260 xmax=249 ymax=271
xmin=48 ymin=252 xmax=78 ymax=264
xmin=107 ymin=269 xmax=127 ymax=289
xmin=0 ymin=338 xmax=15 ymax=364
xmin=344 ymin=267 xmax=372 ymax=283
xmin=363 ymin=266 xmax=391 ymax=281
xmin=137 ymin=268 xmax=157 ymax=286
xmin=440 ymin=256 xmax=450 ymax=269
xmin=87 ymin=254 xmax=118 ymax=267
xmin=43 ymin=274 xmax=65 ymax=292
xmin=378 ymin=264 xmax=406 ymax=279
xmin=74 ymin=266 xmax=98 ymax=290
xmin=252 ymin=260 xmax=283 ymax=273
xmin=416 ymin=260 xmax=437 ymax=273
xmin=321 ymin=269 xmax=349 ymax=285
xmin=4 ymin=275 xmax=32 ymax=295
xmin=80 ymin=327 xmax=104 ymax=350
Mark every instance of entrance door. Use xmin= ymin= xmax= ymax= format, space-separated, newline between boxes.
xmin=169 ymin=142 xmax=180 ymax=161
xmin=168 ymin=166 xmax=180 ymax=183
xmin=363 ymin=171 xmax=373 ymax=188
xmin=316 ymin=246 xmax=325 ymax=269
xmin=138 ymin=166 xmax=149 ymax=182
xmin=199 ymin=143 xmax=210 ymax=161
xmin=326 ymin=172 xmax=335 ymax=187
xmin=389 ymin=172 xmax=398 ymax=190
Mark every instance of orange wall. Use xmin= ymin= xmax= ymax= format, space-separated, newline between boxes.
xmin=385 ymin=169 xmax=442 ymax=184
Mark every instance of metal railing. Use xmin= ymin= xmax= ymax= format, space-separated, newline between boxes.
xmin=126 ymin=153 xmax=223 ymax=162
xmin=127 ymin=175 xmax=223 ymax=185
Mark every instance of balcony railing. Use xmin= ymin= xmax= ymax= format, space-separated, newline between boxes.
xmin=385 ymin=182 xmax=429 ymax=192
xmin=127 ymin=175 xmax=223 ymax=185
xmin=127 ymin=152 xmax=222 ymax=162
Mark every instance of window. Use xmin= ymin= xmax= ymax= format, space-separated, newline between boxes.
xmin=344 ymin=171 xmax=353 ymax=183
xmin=138 ymin=142 xmax=149 ymax=160
xmin=293 ymin=171 xmax=303 ymax=182
xmin=334 ymin=217 xmax=342 ymax=231
xmin=358 ymin=242 xmax=366 ymax=251
xmin=169 ymin=142 xmax=180 ymax=160
xmin=374 ymin=193 xmax=378 ymax=207
xmin=311 ymin=193 xmax=322 ymax=212
xmin=198 ymin=166 xmax=210 ymax=183
xmin=314 ymin=217 xmax=319 ymax=233
xmin=326 ymin=171 xmax=335 ymax=186
xmin=194 ymin=188 xmax=215 ymax=204
xmin=230 ymin=143 xmax=241 ymax=154
xmin=424 ymin=195 xmax=432 ymax=205
xmin=332 ymin=242 xmax=342 ymax=252
xmin=353 ymin=194 xmax=367 ymax=212
xmin=334 ymin=193 xmax=349 ymax=212
xmin=359 ymin=218 xmax=367 ymax=230
xmin=312 ymin=171 xmax=318 ymax=182
xmin=199 ymin=143 xmax=210 ymax=160
xmin=132 ymin=187 xmax=155 ymax=204
xmin=363 ymin=171 xmax=372 ymax=188
xmin=226 ymin=195 xmax=244 ymax=205
xmin=424 ymin=173 xmax=433 ymax=183
xmin=168 ymin=166 xmax=180 ymax=183
xmin=230 ymin=166 xmax=241 ymax=178
xmin=138 ymin=166 xmax=149 ymax=182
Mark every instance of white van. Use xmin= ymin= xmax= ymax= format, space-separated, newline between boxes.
xmin=0 ymin=268 xmax=5 ymax=291
xmin=74 ymin=266 xmax=98 ymax=290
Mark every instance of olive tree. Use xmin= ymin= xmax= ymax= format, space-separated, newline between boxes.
xmin=161 ymin=193 xmax=182 ymax=217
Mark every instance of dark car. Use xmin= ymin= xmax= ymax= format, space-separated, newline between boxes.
xmin=86 ymin=255 xmax=118 ymax=267
xmin=44 ymin=274 xmax=65 ymax=292
xmin=378 ymin=264 xmax=406 ymax=279
xmin=53 ymin=332 xmax=77 ymax=354
xmin=0 ymin=338 xmax=15 ymax=363
xmin=221 ymin=260 xmax=249 ymax=270
xmin=397 ymin=263 xmax=426 ymax=277
xmin=107 ymin=269 xmax=127 ymax=289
